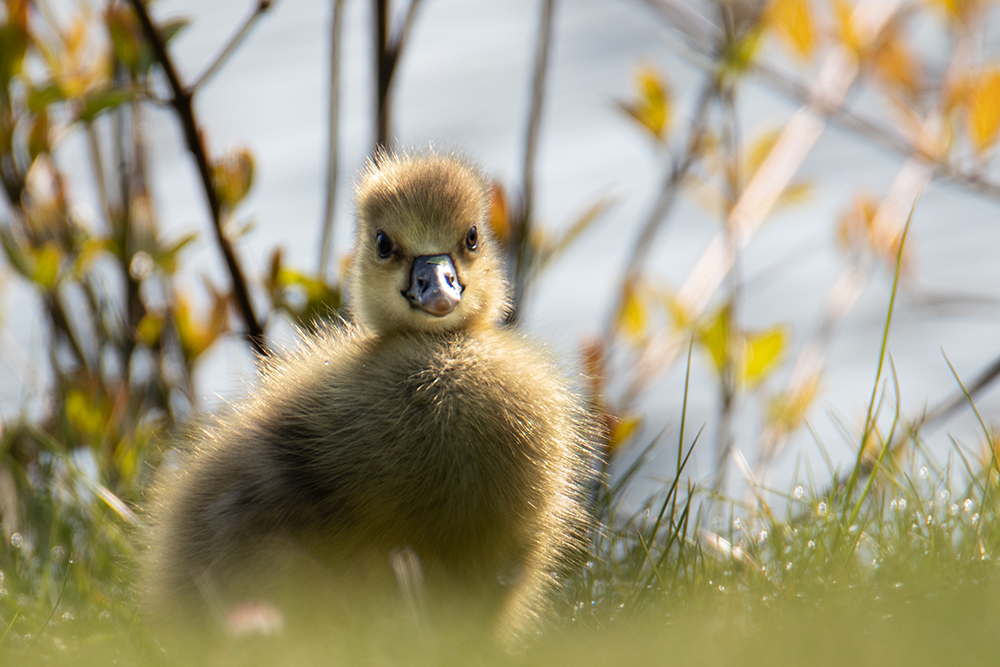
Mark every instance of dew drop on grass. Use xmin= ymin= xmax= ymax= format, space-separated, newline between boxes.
xmin=972 ymin=513 xmax=980 ymax=526
xmin=807 ymin=540 xmax=816 ymax=549
xmin=890 ymin=499 xmax=897 ymax=510
xmin=919 ymin=466 xmax=929 ymax=479
xmin=897 ymin=499 xmax=907 ymax=511
xmin=950 ymin=504 xmax=959 ymax=515
xmin=10 ymin=533 xmax=22 ymax=548
xmin=733 ymin=517 xmax=742 ymax=530
xmin=324 ymin=360 xmax=329 ymax=365
xmin=816 ymin=502 xmax=827 ymax=516
xmin=786 ymin=562 xmax=792 ymax=570
xmin=939 ymin=490 xmax=949 ymax=502
xmin=793 ymin=485 xmax=804 ymax=500
xmin=61 ymin=611 xmax=73 ymax=621
xmin=964 ymin=499 xmax=974 ymax=513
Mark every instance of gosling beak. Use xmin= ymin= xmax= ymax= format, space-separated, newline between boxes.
xmin=404 ymin=255 xmax=463 ymax=317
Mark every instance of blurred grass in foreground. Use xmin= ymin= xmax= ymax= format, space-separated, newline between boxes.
xmin=3 ymin=0 xmax=1000 ymax=664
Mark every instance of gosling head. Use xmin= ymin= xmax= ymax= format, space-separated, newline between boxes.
xmin=350 ymin=151 xmax=510 ymax=335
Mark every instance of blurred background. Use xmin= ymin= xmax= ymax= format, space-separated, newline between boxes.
xmin=3 ymin=0 xmax=1000 ymax=620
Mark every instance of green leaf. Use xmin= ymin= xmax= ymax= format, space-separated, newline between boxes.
xmin=155 ymin=232 xmax=198 ymax=273
xmin=27 ymin=84 xmax=64 ymax=113
xmin=79 ymin=87 xmax=132 ymax=123
xmin=0 ymin=225 xmax=32 ymax=279
xmin=0 ymin=7 xmax=30 ymax=91
xmin=32 ymin=242 xmax=61 ymax=291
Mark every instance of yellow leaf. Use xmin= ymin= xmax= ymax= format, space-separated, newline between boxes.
xmin=661 ymin=288 xmax=693 ymax=329
xmin=746 ymin=130 xmax=781 ymax=182
xmin=136 ymin=313 xmax=164 ymax=347
xmin=619 ymin=282 xmax=649 ymax=342
xmin=618 ymin=66 xmax=671 ymax=140
xmin=608 ymin=414 xmax=641 ymax=456
xmin=836 ymin=194 xmax=878 ymax=254
xmin=213 ymin=145 xmax=255 ymax=210
xmin=174 ymin=295 xmax=227 ymax=363
xmin=617 ymin=281 xmax=648 ymax=343
xmin=873 ymin=33 xmax=921 ymax=94
xmin=723 ymin=28 xmax=763 ymax=76
xmin=833 ymin=0 xmax=860 ymax=54
xmin=700 ymin=306 xmax=731 ymax=375
xmin=740 ymin=327 xmax=786 ymax=386
xmin=968 ymin=69 xmax=1000 ymax=152
xmin=65 ymin=389 xmax=106 ymax=437
xmin=32 ymin=242 xmax=61 ymax=290
xmin=766 ymin=0 xmax=814 ymax=58
xmin=768 ymin=372 xmax=820 ymax=432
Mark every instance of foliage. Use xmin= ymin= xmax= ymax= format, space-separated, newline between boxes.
xmin=2 ymin=0 xmax=1000 ymax=664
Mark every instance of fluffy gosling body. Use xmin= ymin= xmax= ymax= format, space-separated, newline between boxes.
xmin=144 ymin=152 xmax=599 ymax=646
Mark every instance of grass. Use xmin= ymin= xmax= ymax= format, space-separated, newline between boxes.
xmin=4 ymin=200 xmax=1000 ymax=665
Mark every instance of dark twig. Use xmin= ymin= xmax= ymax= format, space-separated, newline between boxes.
xmin=509 ymin=0 xmax=557 ymax=324
xmin=319 ymin=0 xmax=345 ymax=282
xmin=127 ymin=0 xmax=267 ymax=357
xmin=193 ymin=0 xmax=274 ymax=92
xmin=374 ymin=0 xmax=423 ymax=150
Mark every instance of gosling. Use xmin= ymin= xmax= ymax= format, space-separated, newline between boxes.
xmin=144 ymin=151 xmax=599 ymax=648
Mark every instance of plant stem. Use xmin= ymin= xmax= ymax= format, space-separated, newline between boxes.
xmin=127 ymin=0 xmax=267 ymax=357
xmin=319 ymin=0 xmax=345 ymax=282
xmin=193 ymin=0 xmax=273 ymax=92
xmin=509 ymin=0 xmax=556 ymax=324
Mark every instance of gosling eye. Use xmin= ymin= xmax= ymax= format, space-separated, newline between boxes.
xmin=376 ymin=231 xmax=394 ymax=259
xmin=465 ymin=225 xmax=478 ymax=251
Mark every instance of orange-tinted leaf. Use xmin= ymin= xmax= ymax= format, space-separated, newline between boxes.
xmin=214 ymin=146 xmax=255 ymax=210
xmin=968 ymin=69 xmax=1000 ymax=151
xmin=487 ymin=182 xmax=510 ymax=245
xmin=873 ymin=33 xmax=921 ymax=95
xmin=768 ymin=372 xmax=820 ymax=432
xmin=766 ymin=0 xmax=814 ymax=58
xmin=833 ymin=0 xmax=860 ymax=54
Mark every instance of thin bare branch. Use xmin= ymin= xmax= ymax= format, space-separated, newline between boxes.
xmin=127 ymin=0 xmax=267 ymax=357
xmin=509 ymin=0 xmax=557 ymax=324
xmin=193 ymin=0 xmax=274 ymax=92
xmin=319 ymin=0 xmax=346 ymax=282
xmin=375 ymin=0 xmax=423 ymax=150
